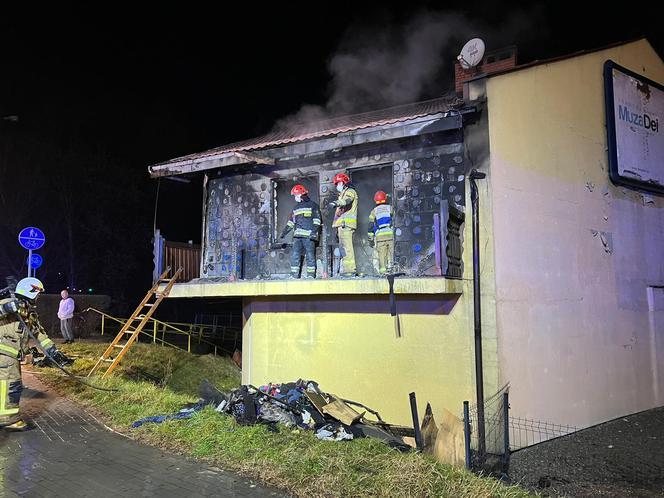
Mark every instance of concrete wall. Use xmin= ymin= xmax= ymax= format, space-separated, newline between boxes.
xmin=485 ymin=39 xmax=664 ymax=429
xmin=36 ymin=294 xmax=111 ymax=338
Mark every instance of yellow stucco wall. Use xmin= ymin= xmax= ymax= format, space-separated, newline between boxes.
xmin=485 ymin=39 xmax=664 ymax=432
xmin=243 ymin=288 xmax=481 ymax=426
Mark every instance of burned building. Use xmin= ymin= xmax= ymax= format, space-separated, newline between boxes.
xmin=149 ymin=38 xmax=664 ymax=448
xmin=151 ymin=98 xmax=472 ymax=281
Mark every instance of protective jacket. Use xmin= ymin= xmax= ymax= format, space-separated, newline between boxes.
xmin=0 ymin=298 xmax=55 ymax=360
xmin=1 ymin=297 xmax=56 ymax=426
xmin=281 ymin=196 xmax=322 ymax=241
xmin=368 ymin=203 xmax=394 ymax=242
xmin=332 ymin=186 xmax=358 ymax=229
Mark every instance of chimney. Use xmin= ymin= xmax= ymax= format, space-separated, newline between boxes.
xmin=455 ymin=46 xmax=518 ymax=95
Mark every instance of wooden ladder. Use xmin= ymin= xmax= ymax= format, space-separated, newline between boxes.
xmin=88 ymin=267 xmax=182 ymax=379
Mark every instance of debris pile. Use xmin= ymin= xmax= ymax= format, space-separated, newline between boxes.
xmin=134 ymin=378 xmax=414 ymax=449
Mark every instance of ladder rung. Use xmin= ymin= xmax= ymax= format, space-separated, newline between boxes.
xmin=88 ymin=270 xmax=179 ymax=379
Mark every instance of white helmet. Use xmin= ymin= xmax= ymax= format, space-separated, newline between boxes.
xmin=16 ymin=277 xmax=44 ymax=301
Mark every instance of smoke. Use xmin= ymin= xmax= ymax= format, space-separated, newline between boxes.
xmin=326 ymin=12 xmax=473 ymax=115
xmin=274 ymin=7 xmax=546 ymax=132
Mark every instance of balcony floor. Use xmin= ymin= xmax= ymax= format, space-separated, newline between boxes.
xmin=160 ymin=276 xmax=465 ymax=298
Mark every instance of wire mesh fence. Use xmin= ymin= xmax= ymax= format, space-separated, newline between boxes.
xmin=464 ymin=383 xmax=509 ymax=470
xmin=509 ymin=416 xmax=579 ymax=450
xmin=463 ymin=383 xmax=581 ymax=473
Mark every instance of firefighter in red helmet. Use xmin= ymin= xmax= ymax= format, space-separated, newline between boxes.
xmin=368 ymin=190 xmax=394 ymax=274
xmin=280 ymin=184 xmax=321 ymax=278
xmin=329 ymin=172 xmax=358 ymax=276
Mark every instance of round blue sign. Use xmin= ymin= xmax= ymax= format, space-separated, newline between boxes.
xmin=18 ymin=227 xmax=46 ymax=250
xmin=27 ymin=253 xmax=43 ymax=269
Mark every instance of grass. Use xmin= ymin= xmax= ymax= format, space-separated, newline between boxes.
xmin=37 ymin=342 xmax=533 ymax=498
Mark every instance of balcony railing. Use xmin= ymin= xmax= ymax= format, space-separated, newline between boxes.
xmin=153 ymin=229 xmax=201 ymax=283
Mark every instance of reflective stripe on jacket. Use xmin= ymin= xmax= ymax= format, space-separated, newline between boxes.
xmin=0 ymin=298 xmax=54 ymax=359
xmin=368 ymin=204 xmax=394 ymax=241
xmin=0 ymin=298 xmax=23 ymax=359
xmin=283 ymin=198 xmax=322 ymax=240
xmin=332 ymin=187 xmax=358 ymax=229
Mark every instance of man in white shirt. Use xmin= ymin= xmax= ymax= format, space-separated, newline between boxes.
xmin=57 ymin=290 xmax=75 ymax=344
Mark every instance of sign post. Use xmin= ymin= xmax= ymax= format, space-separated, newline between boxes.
xmin=27 ymin=253 xmax=43 ymax=278
xmin=18 ymin=227 xmax=46 ymax=278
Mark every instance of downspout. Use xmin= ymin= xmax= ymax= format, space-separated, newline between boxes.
xmin=200 ymin=173 xmax=210 ymax=278
xmin=469 ymin=168 xmax=486 ymax=458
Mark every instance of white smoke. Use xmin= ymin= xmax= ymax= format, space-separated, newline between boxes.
xmin=275 ymin=7 xmax=546 ymax=131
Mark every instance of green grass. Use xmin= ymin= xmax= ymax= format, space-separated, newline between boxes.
xmin=38 ymin=342 xmax=533 ymax=498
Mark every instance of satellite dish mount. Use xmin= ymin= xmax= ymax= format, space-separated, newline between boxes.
xmin=457 ymin=38 xmax=486 ymax=70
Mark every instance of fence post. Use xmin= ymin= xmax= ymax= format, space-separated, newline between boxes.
xmin=101 ymin=314 xmax=105 ymax=336
xmin=503 ymin=392 xmax=510 ymax=467
xmin=463 ymin=401 xmax=471 ymax=470
xmin=153 ymin=320 xmax=157 ymax=344
xmin=409 ymin=392 xmax=424 ymax=451
xmin=188 ymin=334 xmax=191 ymax=353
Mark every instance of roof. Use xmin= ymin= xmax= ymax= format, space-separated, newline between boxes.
xmin=150 ymin=95 xmax=463 ymax=170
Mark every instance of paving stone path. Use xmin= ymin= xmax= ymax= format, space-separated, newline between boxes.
xmin=0 ymin=371 xmax=284 ymax=498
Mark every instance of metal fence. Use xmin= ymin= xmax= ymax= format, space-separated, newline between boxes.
xmin=463 ymin=384 xmax=581 ymax=474
xmin=509 ymin=416 xmax=579 ymax=450
xmin=463 ymin=384 xmax=510 ymax=472
xmin=85 ymin=307 xmax=239 ymax=356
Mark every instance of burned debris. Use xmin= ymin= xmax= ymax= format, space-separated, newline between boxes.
xmin=133 ymin=379 xmax=415 ymax=450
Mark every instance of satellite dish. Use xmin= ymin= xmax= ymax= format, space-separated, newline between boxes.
xmin=457 ymin=38 xmax=485 ymax=69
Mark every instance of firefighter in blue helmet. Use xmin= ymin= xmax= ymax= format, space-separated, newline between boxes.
xmin=280 ymin=184 xmax=322 ymax=278
xmin=368 ymin=190 xmax=394 ymax=275
xmin=0 ymin=277 xmax=63 ymax=431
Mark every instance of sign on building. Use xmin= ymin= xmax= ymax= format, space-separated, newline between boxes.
xmin=604 ymin=60 xmax=664 ymax=194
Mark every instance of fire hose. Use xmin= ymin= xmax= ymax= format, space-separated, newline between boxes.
xmin=17 ymin=314 xmax=119 ymax=393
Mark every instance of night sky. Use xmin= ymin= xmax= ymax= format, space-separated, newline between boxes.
xmin=1 ymin=2 xmax=662 ymax=308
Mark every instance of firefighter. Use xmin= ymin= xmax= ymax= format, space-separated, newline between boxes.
xmin=368 ymin=190 xmax=394 ymax=275
xmin=0 ymin=277 xmax=62 ymax=431
xmin=329 ymin=172 xmax=358 ymax=276
xmin=280 ymin=184 xmax=321 ymax=278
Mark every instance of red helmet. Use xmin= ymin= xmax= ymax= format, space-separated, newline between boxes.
xmin=333 ymin=173 xmax=350 ymax=185
xmin=290 ymin=184 xmax=308 ymax=196
xmin=374 ymin=190 xmax=387 ymax=204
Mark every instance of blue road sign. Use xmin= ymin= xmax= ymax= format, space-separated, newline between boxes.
xmin=18 ymin=227 xmax=45 ymax=250
xmin=28 ymin=253 xmax=43 ymax=269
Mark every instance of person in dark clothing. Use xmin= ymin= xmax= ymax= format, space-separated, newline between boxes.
xmin=280 ymin=185 xmax=321 ymax=278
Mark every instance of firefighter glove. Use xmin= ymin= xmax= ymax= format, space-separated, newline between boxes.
xmin=0 ymin=299 xmax=19 ymax=316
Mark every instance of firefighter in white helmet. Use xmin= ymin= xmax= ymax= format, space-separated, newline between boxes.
xmin=0 ymin=277 xmax=62 ymax=431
